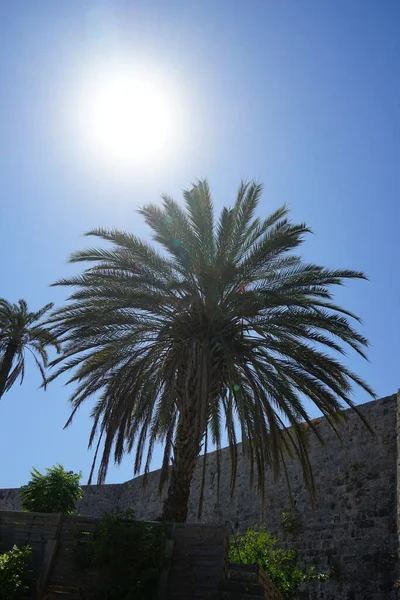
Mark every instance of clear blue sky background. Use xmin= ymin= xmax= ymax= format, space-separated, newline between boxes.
xmin=0 ymin=1 xmax=399 ymax=488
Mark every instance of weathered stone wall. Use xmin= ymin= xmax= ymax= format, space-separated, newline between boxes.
xmin=1 ymin=394 xmax=398 ymax=599
xmin=0 ymin=482 xmax=125 ymax=516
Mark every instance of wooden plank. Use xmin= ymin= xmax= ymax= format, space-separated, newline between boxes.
xmin=37 ymin=514 xmax=64 ymax=599
xmin=0 ymin=510 xmax=63 ymax=519
xmin=157 ymin=536 xmax=174 ymax=600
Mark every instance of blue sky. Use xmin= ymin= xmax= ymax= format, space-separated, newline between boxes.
xmin=0 ymin=0 xmax=399 ymax=488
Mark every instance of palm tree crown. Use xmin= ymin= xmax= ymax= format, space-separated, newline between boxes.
xmin=0 ymin=299 xmax=57 ymax=399
xmin=48 ymin=180 xmax=374 ymax=522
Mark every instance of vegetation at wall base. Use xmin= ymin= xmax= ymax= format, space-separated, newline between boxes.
xmin=20 ymin=464 xmax=82 ymax=514
xmin=74 ymin=509 xmax=168 ymax=600
xmin=0 ymin=545 xmax=32 ymax=600
xmin=229 ymin=527 xmax=328 ymax=599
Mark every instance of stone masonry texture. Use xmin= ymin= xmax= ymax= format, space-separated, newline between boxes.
xmin=1 ymin=394 xmax=399 ymax=599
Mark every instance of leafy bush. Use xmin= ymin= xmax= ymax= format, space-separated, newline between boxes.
xmin=0 ymin=545 xmax=32 ymax=600
xmin=229 ymin=527 xmax=327 ymax=599
xmin=74 ymin=509 xmax=168 ymax=600
xmin=20 ymin=464 xmax=82 ymax=514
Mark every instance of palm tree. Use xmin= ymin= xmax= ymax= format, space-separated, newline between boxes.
xmin=47 ymin=180 xmax=374 ymax=522
xmin=0 ymin=299 xmax=57 ymax=399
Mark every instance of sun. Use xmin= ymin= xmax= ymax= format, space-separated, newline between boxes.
xmin=76 ymin=70 xmax=172 ymax=168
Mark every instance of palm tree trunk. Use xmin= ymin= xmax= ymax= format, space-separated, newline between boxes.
xmin=162 ymin=408 xmax=203 ymax=523
xmin=0 ymin=342 xmax=17 ymax=398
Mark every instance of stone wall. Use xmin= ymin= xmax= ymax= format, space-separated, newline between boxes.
xmin=1 ymin=394 xmax=398 ymax=600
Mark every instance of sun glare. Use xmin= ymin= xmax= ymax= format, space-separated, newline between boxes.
xmin=76 ymin=69 xmax=173 ymax=169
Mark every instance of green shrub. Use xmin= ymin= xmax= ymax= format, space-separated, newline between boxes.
xmin=229 ymin=527 xmax=327 ymax=599
xmin=74 ymin=509 xmax=168 ymax=600
xmin=20 ymin=464 xmax=82 ymax=514
xmin=0 ymin=545 xmax=32 ymax=600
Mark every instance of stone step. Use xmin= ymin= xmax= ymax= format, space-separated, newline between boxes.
xmin=227 ymin=569 xmax=259 ymax=584
xmin=219 ymin=579 xmax=265 ymax=596
xmin=212 ymin=593 xmax=265 ymax=600
xmin=213 ymin=563 xmax=282 ymax=600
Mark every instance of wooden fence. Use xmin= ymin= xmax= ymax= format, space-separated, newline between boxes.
xmin=0 ymin=510 xmax=230 ymax=599
xmin=166 ymin=523 xmax=230 ymax=599
xmin=0 ymin=511 xmax=106 ymax=598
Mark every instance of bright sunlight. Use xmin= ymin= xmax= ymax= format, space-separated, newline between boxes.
xmin=75 ymin=68 xmax=174 ymax=169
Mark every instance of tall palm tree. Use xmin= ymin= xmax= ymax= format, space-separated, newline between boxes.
xmin=47 ymin=180 xmax=374 ymax=522
xmin=0 ymin=299 xmax=57 ymax=399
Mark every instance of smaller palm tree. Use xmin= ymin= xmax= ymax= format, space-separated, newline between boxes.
xmin=0 ymin=299 xmax=57 ymax=399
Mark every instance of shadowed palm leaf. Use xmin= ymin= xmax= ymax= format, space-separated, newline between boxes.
xmin=0 ymin=299 xmax=57 ymax=399
xmin=47 ymin=180 xmax=374 ymax=522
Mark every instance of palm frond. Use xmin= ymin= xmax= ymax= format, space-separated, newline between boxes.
xmin=0 ymin=299 xmax=57 ymax=398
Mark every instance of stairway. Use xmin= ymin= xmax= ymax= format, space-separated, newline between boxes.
xmin=212 ymin=563 xmax=283 ymax=600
